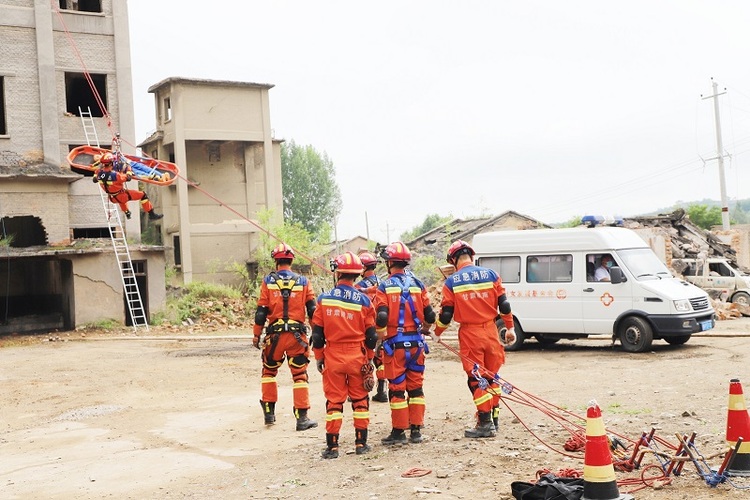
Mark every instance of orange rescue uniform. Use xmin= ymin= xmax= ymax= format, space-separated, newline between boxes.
xmin=311 ymin=282 xmax=377 ymax=448
xmin=435 ymin=260 xmax=514 ymax=416
xmin=374 ymin=272 xmax=435 ymax=432
xmin=93 ymin=168 xmax=154 ymax=215
xmin=253 ymin=266 xmax=317 ymax=412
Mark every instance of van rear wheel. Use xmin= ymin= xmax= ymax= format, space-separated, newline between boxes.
xmin=618 ymin=316 xmax=653 ymax=353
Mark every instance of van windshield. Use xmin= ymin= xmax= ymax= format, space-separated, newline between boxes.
xmin=618 ymin=248 xmax=672 ymax=280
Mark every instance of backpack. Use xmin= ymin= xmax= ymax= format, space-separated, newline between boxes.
xmin=511 ymin=474 xmax=584 ymax=500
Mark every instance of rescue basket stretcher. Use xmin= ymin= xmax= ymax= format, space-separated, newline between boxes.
xmin=67 ymin=145 xmax=179 ymax=186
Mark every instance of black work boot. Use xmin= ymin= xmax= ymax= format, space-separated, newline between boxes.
xmin=372 ymin=380 xmax=388 ymax=402
xmin=321 ymin=433 xmax=339 ymax=459
xmin=409 ymin=424 xmax=423 ymax=444
xmin=148 ymin=210 xmax=163 ymax=220
xmin=295 ymin=408 xmax=318 ymax=431
xmin=124 ymin=210 xmax=132 ymax=220
xmin=381 ymin=428 xmax=408 ymax=445
xmin=465 ymin=411 xmax=496 ymax=438
xmin=355 ymin=428 xmax=371 ymax=455
xmin=492 ymin=406 xmax=500 ymax=431
xmin=260 ymin=400 xmax=275 ymax=426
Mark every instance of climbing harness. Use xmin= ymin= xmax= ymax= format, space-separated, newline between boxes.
xmin=382 ymin=274 xmax=428 ymax=385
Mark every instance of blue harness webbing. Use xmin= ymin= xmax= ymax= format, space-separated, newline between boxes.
xmin=383 ymin=274 xmax=428 ymax=384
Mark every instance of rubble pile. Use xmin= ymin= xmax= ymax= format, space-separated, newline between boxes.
xmin=624 ymin=208 xmax=740 ymax=268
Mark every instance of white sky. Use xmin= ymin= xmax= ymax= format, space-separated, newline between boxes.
xmin=127 ymin=0 xmax=750 ymax=244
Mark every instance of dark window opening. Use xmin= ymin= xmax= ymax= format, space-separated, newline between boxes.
xmin=69 ymin=143 xmax=111 ymax=152
xmin=124 ymin=260 xmax=148 ymax=327
xmin=0 ymin=77 xmax=6 ymax=134
xmin=59 ymin=1 xmax=102 ymax=13
xmin=163 ymin=97 xmax=172 ymax=122
xmin=73 ymin=227 xmax=113 ymax=239
xmin=0 ymin=258 xmax=73 ymax=335
xmin=1 ymin=216 xmax=48 ymax=247
xmin=65 ymin=72 xmax=107 ymax=117
xmin=173 ymin=235 xmax=181 ymax=267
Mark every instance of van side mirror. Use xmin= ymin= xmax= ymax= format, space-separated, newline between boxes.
xmin=610 ymin=266 xmax=626 ymax=284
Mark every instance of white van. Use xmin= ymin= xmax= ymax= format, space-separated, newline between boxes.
xmin=471 ymin=227 xmax=715 ymax=352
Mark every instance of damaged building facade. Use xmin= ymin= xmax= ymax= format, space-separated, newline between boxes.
xmin=0 ymin=0 xmax=166 ymax=333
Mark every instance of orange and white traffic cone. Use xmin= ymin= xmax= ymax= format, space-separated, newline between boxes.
xmin=582 ymin=400 xmax=633 ymax=500
xmin=725 ymin=378 xmax=750 ymax=476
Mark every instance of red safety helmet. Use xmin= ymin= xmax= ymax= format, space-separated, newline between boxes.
xmin=97 ymin=152 xmax=115 ymax=167
xmin=271 ymin=243 xmax=295 ymax=261
xmin=381 ymin=241 xmax=411 ymax=264
xmin=358 ymin=251 xmax=379 ymax=268
xmin=447 ymin=239 xmax=475 ymax=264
xmin=331 ymin=252 xmax=364 ymax=274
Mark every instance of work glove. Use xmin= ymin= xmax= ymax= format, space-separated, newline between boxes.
xmin=126 ymin=173 xmax=132 ymax=182
xmin=316 ymin=358 xmax=325 ymax=373
xmin=252 ymin=336 xmax=261 ymax=350
xmin=501 ymin=327 xmax=516 ymax=345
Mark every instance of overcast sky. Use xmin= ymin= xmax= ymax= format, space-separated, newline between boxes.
xmin=127 ymin=0 xmax=750 ymax=244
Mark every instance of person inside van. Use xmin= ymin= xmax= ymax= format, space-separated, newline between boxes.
xmin=527 ymin=257 xmax=541 ymax=282
xmin=595 ymin=255 xmax=615 ymax=282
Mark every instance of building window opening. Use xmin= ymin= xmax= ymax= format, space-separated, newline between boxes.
xmin=1 ymin=216 xmax=47 ymax=247
xmin=0 ymin=77 xmax=6 ymax=135
xmin=59 ymin=1 xmax=102 ymax=13
xmin=65 ymin=72 xmax=107 ymax=117
xmin=173 ymin=235 xmax=181 ymax=267
xmin=73 ymin=227 xmax=112 ymax=239
xmin=163 ymin=97 xmax=172 ymax=122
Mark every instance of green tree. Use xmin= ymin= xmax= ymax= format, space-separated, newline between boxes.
xmin=400 ymin=213 xmax=453 ymax=242
xmin=253 ymin=209 xmax=325 ymax=274
xmin=555 ymin=215 xmax=583 ymax=228
xmin=281 ymin=140 xmax=341 ymax=242
xmin=686 ymin=204 xmax=723 ymax=229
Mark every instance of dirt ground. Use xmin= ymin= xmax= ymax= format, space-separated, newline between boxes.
xmin=2 ymin=321 xmax=750 ymax=500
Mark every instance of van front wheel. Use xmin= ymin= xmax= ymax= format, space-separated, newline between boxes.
xmin=618 ymin=317 xmax=653 ymax=353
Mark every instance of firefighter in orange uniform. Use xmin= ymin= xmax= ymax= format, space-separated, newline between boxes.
xmin=253 ymin=243 xmax=318 ymax=431
xmin=432 ymin=240 xmax=516 ymax=438
xmin=92 ymin=153 xmax=163 ymax=220
xmin=374 ymin=242 xmax=436 ymax=445
xmin=354 ymin=251 xmax=388 ymax=403
xmin=311 ymin=252 xmax=378 ymax=458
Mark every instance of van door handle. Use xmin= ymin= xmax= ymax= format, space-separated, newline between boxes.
xmin=583 ymin=288 xmax=594 ymax=292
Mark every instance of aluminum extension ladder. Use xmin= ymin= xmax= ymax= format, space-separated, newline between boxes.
xmin=80 ymin=108 xmax=149 ymax=332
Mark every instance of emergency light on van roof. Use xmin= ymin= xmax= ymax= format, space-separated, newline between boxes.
xmin=581 ymin=215 xmax=624 ymax=227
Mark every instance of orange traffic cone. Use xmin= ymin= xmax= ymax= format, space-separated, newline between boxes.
xmin=582 ymin=400 xmax=633 ymax=500
xmin=725 ymin=378 xmax=750 ymax=476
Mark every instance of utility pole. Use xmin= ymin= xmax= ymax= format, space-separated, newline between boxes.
xmin=701 ymin=78 xmax=730 ymax=230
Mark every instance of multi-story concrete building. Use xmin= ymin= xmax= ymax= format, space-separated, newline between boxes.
xmin=0 ymin=0 xmax=166 ymax=333
xmin=139 ymin=78 xmax=283 ymax=285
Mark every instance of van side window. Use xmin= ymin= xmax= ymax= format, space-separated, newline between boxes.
xmin=527 ymin=255 xmax=572 ymax=283
xmin=588 ymin=253 xmax=618 ymax=282
xmin=709 ymin=262 xmax=733 ymax=277
xmin=477 ymin=256 xmax=520 ymax=283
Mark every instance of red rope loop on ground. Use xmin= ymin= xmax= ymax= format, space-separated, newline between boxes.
xmin=401 ymin=467 xmax=432 ymax=478
xmin=536 ymin=468 xmax=582 ymax=479
xmin=563 ymin=431 xmax=586 ymax=452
